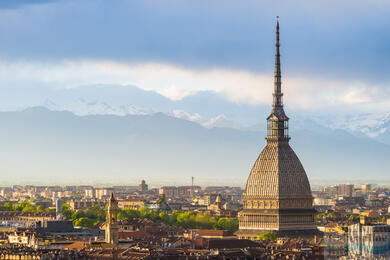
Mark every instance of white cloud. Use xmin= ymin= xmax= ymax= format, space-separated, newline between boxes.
xmin=0 ymin=59 xmax=389 ymax=112
xmin=340 ymin=87 xmax=380 ymax=104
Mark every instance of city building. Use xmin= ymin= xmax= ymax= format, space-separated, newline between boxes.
xmin=335 ymin=184 xmax=354 ymax=198
xmin=237 ymin=20 xmax=317 ymax=240
xmin=84 ymin=188 xmax=95 ymax=198
xmin=0 ymin=211 xmax=56 ymax=228
xmin=68 ymin=198 xmax=105 ymax=210
xmin=95 ymin=187 xmax=114 ymax=200
xmin=112 ymin=186 xmax=139 ymax=197
xmin=8 ymin=232 xmax=37 ymax=247
xmin=348 ymin=217 xmax=390 ymax=258
xmin=159 ymin=186 xmax=201 ymax=198
xmin=361 ymin=184 xmax=372 ymax=191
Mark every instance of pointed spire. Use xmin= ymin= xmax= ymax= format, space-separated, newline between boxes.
xmin=110 ymin=192 xmax=116 ymax=202
xmin=273 ymin=16 xmax=283 ymax=108
xmin=266 ymin=17 xmax=290 ymax=142
xmin=215 ymin=194 xmax=221 ymax=203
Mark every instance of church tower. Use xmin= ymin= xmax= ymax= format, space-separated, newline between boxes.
xmin=105 ymin=192 xmax=119 ymax=246
xmin=237 ymin=20 xmax=317 ymax=240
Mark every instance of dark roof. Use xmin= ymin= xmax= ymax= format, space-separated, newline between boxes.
xmin=119 ymin=231 xmax=152 ymax=239
xmin=195 ymin=238 xmax=259 ymax=249
xmin=0 ymin=211 xmax=55 ymax=217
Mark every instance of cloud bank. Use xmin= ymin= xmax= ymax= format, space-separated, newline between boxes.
xmin=0 ymin=60 xmax=389 ymax=113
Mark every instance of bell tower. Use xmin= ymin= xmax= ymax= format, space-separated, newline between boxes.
xmin=105 ymin=192 xmax=119 ymax=246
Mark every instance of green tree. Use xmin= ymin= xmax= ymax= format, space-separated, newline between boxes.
xmin=14 ymin=201 xmax=30 ymax=211
xmin=123 ymin=208 xmax=141 ymax=219
xmin=73 ymin=217 xmax=96 ymax=228
xmin=257 ymin=232 xmax=277 ymax=241
xmin=3 ymin=202 xmax=12 ymax=211
xmin=117 ymin=210 xmax=128 ymax=220
xmin=21 ymin=203 xmax=36 ymax=212
xmin=157 ymin=195 xmax=166 ymax=204
xmin=159 ymin=211 xmax=169 ymax=223
xmin=72 ymin=210 xmax=87 ymax=221
xmin=194 ymin=212 xmax=216 ymax=229
xmin=86 ymin=205 xmax=105 ymax=222
xmin=176 ymin=211 xmax=196 ymax=229
xmin=36 ymin=205 xmax=44 ymax=212
xmin=214 ymin=217 xmax=239 ymax=232
xmin=45 ymin=208 xmax=56 ymax=213
xmin=326 ymin=213 xmax=335 ymax=219
xmin=61 ymin=203 xmax=74 ymax=220
xmin=139 ymin=206 xmax=153 ymax=219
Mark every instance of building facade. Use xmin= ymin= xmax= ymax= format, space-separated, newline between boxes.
xmin=68 ymin=198 xmax=105 ymax=210
xmin=237 ymin=20 xmax=317 ymax=240
xmin=117 ymin=198 xmax=145 ymax=210
xmin=348 ymin=221 xmax=390 ymax=258
xmin=0 ymin=211 xmax=56 ymax=228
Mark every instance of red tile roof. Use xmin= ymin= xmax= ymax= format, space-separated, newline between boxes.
xmin=63 ymin=241 xmax=87 ymax=250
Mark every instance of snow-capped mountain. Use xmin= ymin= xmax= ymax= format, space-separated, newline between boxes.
xmin=43 ymin=98 xmax=240 ymax=130
xmin=30 ymin=84 xmax=390 ymax=145
xmin=313 ymin=113 xmax=390 ymax=144
xmin=44 ymin=98 xmax=156 ymax=116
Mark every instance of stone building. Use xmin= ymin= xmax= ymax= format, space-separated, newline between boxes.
xmin=237 ymin=20 xmax=317 ymax=240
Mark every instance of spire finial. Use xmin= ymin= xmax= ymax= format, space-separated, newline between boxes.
xmin=273 ymin=17 xmax=282 ymax=108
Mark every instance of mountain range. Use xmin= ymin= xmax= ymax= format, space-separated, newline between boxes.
xmin=0 ymin=106 xmax=388 ymax=186
xmin=35 ymin=84 xmax=390 ymax=146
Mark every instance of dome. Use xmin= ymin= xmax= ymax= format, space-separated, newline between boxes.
xmin=243 ymin=141 xmax=312 ymax=200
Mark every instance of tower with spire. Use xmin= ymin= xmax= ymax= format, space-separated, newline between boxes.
xmin=267 ymin=19 xmax=289 ymax=142
xmin=105 ymin=192 xmax=119 ymax=246
xmin=237 ymin=19 xmax=317 ymax=240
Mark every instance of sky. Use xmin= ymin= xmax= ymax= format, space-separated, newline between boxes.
xmin=0 ymin=0 xmax=390 ymax=113
xmin=0 ymin=0 xmax=389 ymax=185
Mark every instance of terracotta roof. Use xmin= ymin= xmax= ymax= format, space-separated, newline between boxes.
xmin=63 ymin=241 xmax=87 ymax=250
xmin=195 ymin=229 xmax=234 ymax=237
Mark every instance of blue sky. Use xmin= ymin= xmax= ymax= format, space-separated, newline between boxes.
xmin=0 ymin=0 xmax=389 ymax=184
xmin=0 ymin=0 xmax=389 ymax=113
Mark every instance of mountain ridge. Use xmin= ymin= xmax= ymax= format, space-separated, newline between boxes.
xmin=0 ymin=107 xmax=388 ymax=186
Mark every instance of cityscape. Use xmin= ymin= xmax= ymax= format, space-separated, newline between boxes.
xmin=0 ymin=1 xmax=390 ymax=259
xmin=0 ymin=181 xmax=389 ymax=259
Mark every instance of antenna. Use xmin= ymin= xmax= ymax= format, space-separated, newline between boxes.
xmin=191 ymin=176 xmax=194 ymax=195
